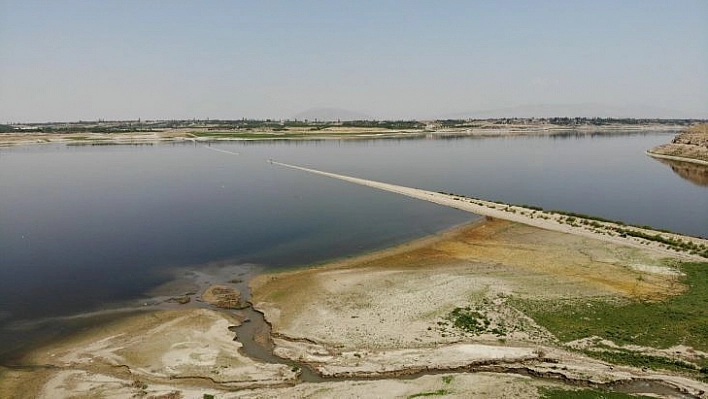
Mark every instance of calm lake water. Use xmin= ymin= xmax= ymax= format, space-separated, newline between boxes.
xmin=1 ymin=131 xmax=706 ymax=359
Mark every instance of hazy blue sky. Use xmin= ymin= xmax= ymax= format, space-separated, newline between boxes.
xmin=1 ymin=0 xmax=706 ymax=122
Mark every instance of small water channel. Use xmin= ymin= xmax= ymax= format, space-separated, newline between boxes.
xmin=229 ymin=305 xmax=323 ymax=383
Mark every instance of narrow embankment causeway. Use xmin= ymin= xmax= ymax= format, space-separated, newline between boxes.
xmin=271 ymin=161 xmax=708 ymax=260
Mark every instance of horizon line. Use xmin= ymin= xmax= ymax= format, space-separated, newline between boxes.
xmin=4 ymin=116 xmax=708 ymax=125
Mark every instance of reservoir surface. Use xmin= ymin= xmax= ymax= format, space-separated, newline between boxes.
xmin=1 ymin=131 xmax=706 ymax=359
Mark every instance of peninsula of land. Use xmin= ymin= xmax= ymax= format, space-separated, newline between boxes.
xmin=648 ymin=123 xmax=708 ymax=166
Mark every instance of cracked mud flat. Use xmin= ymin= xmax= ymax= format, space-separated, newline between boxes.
xmin=2 ymin=220 xmax=706 ymax=398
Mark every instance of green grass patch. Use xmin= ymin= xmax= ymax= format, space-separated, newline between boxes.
xmin=407 ymin=389 xmax=452 ymax=398
xmin=539 ymin=387 xmax=653 ymax=399
xmin=512 ymin=261 xmax=708 ymax=358
xmin=615 ymin=229 xmax=708 ymax=258
xmin=448 ymin=306 xmax=490 ymax=334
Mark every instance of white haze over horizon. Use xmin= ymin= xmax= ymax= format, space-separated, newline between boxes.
xmin=1 ymin=0 xmax=707 ymax=123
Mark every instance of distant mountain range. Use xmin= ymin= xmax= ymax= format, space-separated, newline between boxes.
xmin=438 ymin=103 xmax=693 ymax=119
xmin=291 ymin=108 xmax=373 ymax=121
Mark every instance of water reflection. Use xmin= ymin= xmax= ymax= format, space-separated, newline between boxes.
xmin=653 ymin=157 xmax=708 ymax=186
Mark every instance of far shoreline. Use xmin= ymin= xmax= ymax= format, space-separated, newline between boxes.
xmin=0 ymin=121 xmax=688 ymax=147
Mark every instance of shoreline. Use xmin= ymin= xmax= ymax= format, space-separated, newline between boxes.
xmin=0 ymin=123 xmax=684 ymax=147
xmin=646 ymin=150 xmax=708 ymax=166
xmin=646 ymin=123 xmax=708 ymax=166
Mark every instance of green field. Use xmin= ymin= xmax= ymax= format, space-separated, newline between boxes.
xmin=513 ymin=261 xmax=708 ymax=372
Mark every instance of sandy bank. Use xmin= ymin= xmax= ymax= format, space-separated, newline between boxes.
xmin=647 ymin=150 xmax=708 ymax=166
